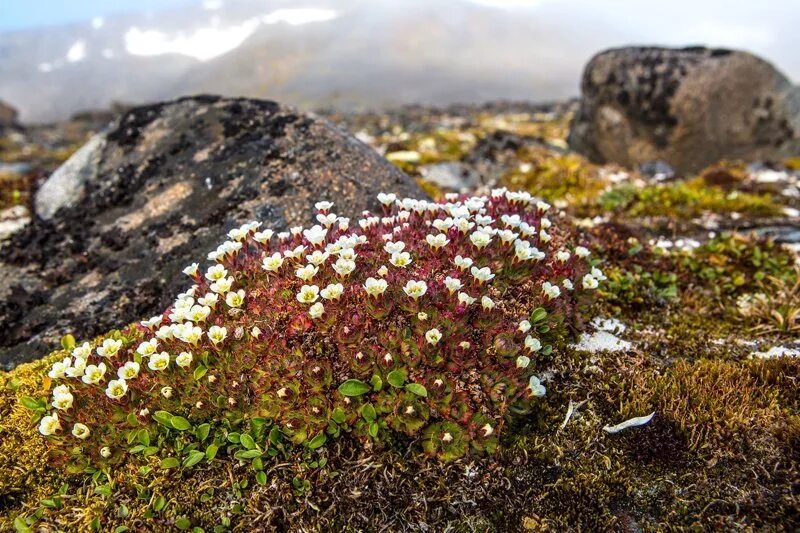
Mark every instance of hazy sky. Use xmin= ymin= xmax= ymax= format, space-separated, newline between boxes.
xmin=1 ymin=0 xmax=798 ymax=80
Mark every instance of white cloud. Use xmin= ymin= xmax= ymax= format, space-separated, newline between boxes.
xmin=124 ymin=8 xmax=338 ymax=61
xmin=66 ymin=40 xmax=86 ymax=63
xmin=467 ymin=0 xmax=545 ymax=8
xmin=91 ymin=17 xmax=105 ymax=30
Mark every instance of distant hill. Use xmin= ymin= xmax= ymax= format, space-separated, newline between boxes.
xmin=0 ymin=0 xmax=612 ymax=122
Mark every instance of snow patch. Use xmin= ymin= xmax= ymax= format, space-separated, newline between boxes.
xmin=66 ymin=40 xmax=86 ymax=63
xmin=124 ymin=8 xmax=338 ymax=61
xmin=572 ymin=331 xmax=632 ymax=353
xmin=751 ymin=345 xmax=800 ymax=359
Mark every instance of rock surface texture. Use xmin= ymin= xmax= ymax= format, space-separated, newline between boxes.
xmin=0 ymin=95 xmax=423 ymax=368
xmin=568 ymin=46 xmax=800 ymax=174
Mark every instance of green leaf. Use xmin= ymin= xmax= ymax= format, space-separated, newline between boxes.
xmin=252 ymin=457 xmax=263 ymax=471
xmin=268 ymin=427 xmax=282 ymax=445
xmin=183 ymin=451 xmax=205 ymax=468
xmin=175 ymin=517 xmax=192 ymax=530
xmin=94 ymin=484 xmax=112 ymax=497
xmin=256 ymin=471 xmax=267 ymax=486
xmin=331 ymin=407 xmax=346 ymax=425
xmin=137 ymin=429 xmax=150 ymax=447
xmin=308 ymin=433 xmax=327 ymax=450
xmin=60 ymin=334 xmax=76 ymax=351
xmin=153 ymin=411 xmax=174 ymax=428
xmin=193 ymin=365 xmax=208 ymax=381
xmin=405 ymin=383 xmax=428 ymax=397
xmin=153 ymin=494 xmax=167 ymax=512
xmin=370 ymin=374 xmax=383 ymax=392
xmin=361 ymin=403 xmax=376 ymax=422
xmin=226 ymin=432 xmax=241 ymax=444
xmin=14 ymin=516 xmax=32 ymax=533
xmin=239 ymin=434 xmax=256 ymax=450
xmin=386 ymin=370 xmax=406 ymax=388
xmin=530 ymin=307 xmax=548 ymax=323
xmin=20 ymin=396 xmax=43 ymax=411
xmin=234 ymin=449 xmax=261 ymax=460
xmin=369 ymin=421 xmax=379 ymax=438
xmin=338 ymin=379 xmax=371 ymax=396
xmin=205 ymin=443 xmax=219 ymax=461
xmin=170 ymin=416 xmax=191 ymax=431
xmin=40 ymin=499 xmax=58 ymax=509
xmin=142 ymin=446 xmax=160 ymax=457
xmin=160 ymin=457 xmax=180 ymax=469
xmin=114 ymin=527 xmax=129 ymax=533
xmin=195 ymin=423 xmax=211 ymax=441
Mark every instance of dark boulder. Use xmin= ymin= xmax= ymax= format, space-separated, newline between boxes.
xmin=0 ymin=95 xmax=423 ymax=368
xmin=568 ymin=46 xmax=800 ymax=174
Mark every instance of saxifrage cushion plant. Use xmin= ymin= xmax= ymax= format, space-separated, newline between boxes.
xmin=31 ymin=189 xmax=602 ymax=469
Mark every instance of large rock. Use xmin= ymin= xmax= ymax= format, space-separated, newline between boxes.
xmin=0 ymin=95 xmax=423 ymax=368
xmin=0 ymin=100 xmax=19 ymax=130
xmin=568 ymin=46 xmax=800 ymax=174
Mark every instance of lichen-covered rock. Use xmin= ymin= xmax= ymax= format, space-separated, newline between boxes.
xmin=0 ymin=96 xmax=423 ymax=369
xmin=568 ymin=46 xmax=800 ymax=174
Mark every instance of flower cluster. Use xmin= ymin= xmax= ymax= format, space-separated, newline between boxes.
xmin=36 ymin=189 xmax=600 ymax=462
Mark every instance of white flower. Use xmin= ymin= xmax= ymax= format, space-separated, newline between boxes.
xmin=471 ymin=266 xmax=495 ymax=284
xmin=338 ymin=247 xmax=357 ymax=261
xmin=425 ymin=328 xmax=442 ymax=345
xmin=253 ymin=229 xmax=274 ymax=243
xmin=296 ymin=284 xmax=320 ymax=304
xmin=188 ymin=304 xmax=211 ymax=322
xmin=306 ymin=250 xmax=329 ymax=266
xmin=39 ymin=413 xmax=61 ymax=436
xmin=48 ymin=357 xmax=72 ymax=379
xmin=332 ymin=258 xmax=356 ymax=277
xmin=228 ymin=227 xmax=248 ymax=241
xmin=303 ymin=225 xmax=328 ymax=246
xmin=525 ymin=336 xmax=542 ymax=352
xmin=315 ymin=200 xmax=334 ymax=211
xmin=226 ymin=289 xmax=246 ymax=308
xmin=72 ymin=342 xmax=92 ymax=359
xmin=161 ymin=386 xmax=173 ymax=398
xmin=364 ymin=277 xmax=388 ymax=297
xmin=384 ymin=241 xmax=405 ymax=254
xmin=563 ymin=279 xmax=574 ymax=290
xmin=262 ymin=252 xmax=284 ymax=272
xmin=528 ymin=375 xmax=546 ymax=397
xmin=82 ymin=363 xmax=107 ymax=384
xmin=518 ymin=320 xmax=531 ymax=333
xmin=136 ymin=338 xmax=158 ymax=357
xmin=481 ymin=296 xmax=495 ymax=309
xmin=536 ymin=200 xmax=551 ymax=212
xmin=556 ymin=250 xmax=571 ymax=262
xmin=417 ymin=312 xmax=428 ymax=321
xmin=52 ymin=385 xmax=73 ymax=410
xmin=105 ymin=379 xmax=128 ymax=400
xmin=206 ymin=264 xmax=227 ymax=281
xmin=542 ymin=281 xmax=561 ymax=299
xmin=469 ymin=231 xmax=492 ymax=249
xmin=72 ymin=423 xmax=90 ymax=440
xmin=198 ymin=292 xmax=219 ymax=308
xmin=141 ymin=315 xmax=163 ymax=329
xmin=516 ymin=355 xmax=530 ymax=368
xmin=117 ymin=361 xmax=140 ymax=380
xmin=539 ymin=229 xmax=551 ymax=243
xmin=295 ymin=264 xmax=319 ymax=281
xmin=540 ymin=217 xmax=552 ymax=229
xmin=458 ymin=292 xmax=476 ymax=305
xmin=575 ymin=246 xmax=590 ymax=258
xmin=183 ymin=263 xmax=199 ymax=277
xmin=314 ymin=212 xmax=337 ymax=227
xmin=377 ymin=265 xmax=389 ymax=277
xmin=444 ymin=276 xmax=462 ymax=294
xmin=308 ymin=302 xmax=325 ymax=319
xmin=176 ymin=351 xmax=193 ymax=368
xmin=210 ymin=276 xmax=234 ymax=295
xmin=426 ymin=233 xmax=450 ymax=249
xmin=148 ymin=352 xmax=170 ymax=371
xmin=321 ymin=283 xmax=345 ymax=300
xmin=377 ymin=192 xmax=397 ymax=206
xmin=66 ymin=356 xmax=87 ymax=378
xmin=582 ymin=274 xmax=599 ymax=289
xmin=454 ymin=255 xmax=473 ymax=270
xmin=501 ymin=214 xmax=521 ymax=227
xmin=207 ymin=326 xmax=227 ymax=345
xmin=251 ymin=326 xmax=262 ymax=339
xmin=96 ymin=338 xmax=122 ymax=358
xmin=591 ymin=267 xmax=607 ymax=281
xmin=390 ymin=251 xmax=412 ymax=268
xmin=100 ymin=446 xmax=112 ymax=458
xmin=403 ymin=280 xmax=428 ymax=300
